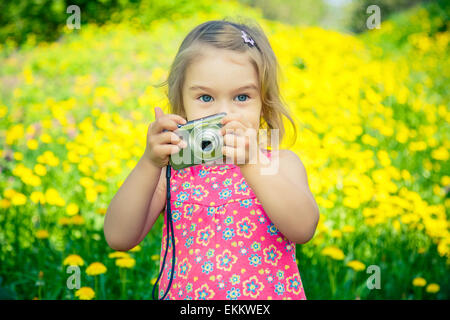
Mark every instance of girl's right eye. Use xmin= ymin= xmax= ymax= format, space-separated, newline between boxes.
xmin=198 ymin=94 xmax=213 ymax=103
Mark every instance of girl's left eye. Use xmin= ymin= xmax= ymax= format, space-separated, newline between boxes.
xmin=235 ymin=94 xmax=250 ymax=102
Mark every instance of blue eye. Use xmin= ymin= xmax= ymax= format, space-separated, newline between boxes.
xmin=236 ymin=94 xmax=249 ymax=102
xmin=199 ymin=95 xmax=213 ymax=103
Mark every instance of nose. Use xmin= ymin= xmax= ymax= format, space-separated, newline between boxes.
xmin=218 ymin=101 xmax=237 ymax=116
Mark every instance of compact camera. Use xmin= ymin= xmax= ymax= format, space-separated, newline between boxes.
xmin=169 ymin=112 xmax=227 ymax=170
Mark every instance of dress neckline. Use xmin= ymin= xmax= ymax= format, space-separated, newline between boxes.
xmin=198 ymin=148 xmax=272 ymax=170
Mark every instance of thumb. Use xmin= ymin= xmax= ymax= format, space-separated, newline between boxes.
xmin=154 ymin=107 xmax=164 ymax=120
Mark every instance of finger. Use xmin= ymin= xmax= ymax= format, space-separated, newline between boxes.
xmin=165 ymin=113 xmax=187 ymax=125
xmin=154 ymin=144 xmax=183 ymax=156
xmin=222 ymin=145 xmax=246 ymax=164
xmin=152 ymin=117 xmax=183 ymax=134
xmin=223 ymin=133 xmax=247 ymax=148
xmin=221 ymin=145 xmax=235 ymax=163
xmin=221 ymin=113 xmax=244 ymax=125
xmin=153 ymin=131 xmax=183 ymax=146
xmin=220 ymin=120 xmax=247 ymax=135
xmin=154 ymin=107 xmax=164 ymax=120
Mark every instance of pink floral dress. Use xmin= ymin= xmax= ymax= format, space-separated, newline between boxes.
xmin=157 ymin=149 xmax=307 ymax=300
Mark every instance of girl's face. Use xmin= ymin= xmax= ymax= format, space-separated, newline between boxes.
xmin=182 ymin=46 xmax=262 ymax=130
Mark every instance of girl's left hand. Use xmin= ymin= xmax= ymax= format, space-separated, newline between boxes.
xmin=220 ymin=113 xmax=259 ymax=167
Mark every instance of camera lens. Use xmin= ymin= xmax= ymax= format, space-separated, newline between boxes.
xmin=201 ymin=139 xmax=213 ymax=152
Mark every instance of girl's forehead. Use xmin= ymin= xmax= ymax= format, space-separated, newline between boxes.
xmin=185 ymin=49 xmax=257 ymax=83
xmin=193 ymin=46 xmax=252 ymax=67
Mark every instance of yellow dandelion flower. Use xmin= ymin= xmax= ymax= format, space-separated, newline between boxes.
xmin=86 ymin=188 xmax=98 ymax=203
xmin=129 ymin=245 xmax=141 ymax=252
xmin=331 ymin=230 xmax=342 ymax=238
xmin=30 ymin=191 xmax=46 ymax=204
xmin=412 ymin=277 xmax=426 ymax=287
xmin=75 ymin=287 xmax=95 ymax=300
xmin=341 ymin=225 xmax=355 ymax=233
xmin=27 ymin=139 xmax=39 ymax=150
xmin=66 ymin=203 xmax=79 ymax=216
xmin=40 ymin=133 xmax=52 ymax=143
xmin=3 ymin=189 xmax=16 ymax=198
xmin=35 ymin=229 xmax=49 ymax=239
xmin=70 ymin=215 xmax=85 ymax=225
xmin=321 ymin=246 xmax=345 ymax=260
xmin=14 ymin=152 xmax=23 ymax=161
xmin=151 ymin=254 xmax=160 ymax=261
xmin=108 ymin=251 xmax=130 ymax=259
xmin=116 ymin=257 xmax=136 ymax=269
xmin=33 ymin=164 xmax=47 ymax=176
xmin=0 ymin=199 xmax=10 ymax=209
xmin=425 ymin=283 xmax=440 ymax=293
xmin=58 ymin=217 xmax=71 ymax=226
xmin=45 ymin=188 xmax=65 ymax=206
xmin=11 ymin=193 xmax=27 ymax=206
xmin=96 ymin=208 xmax=107 ymax=215
xmin=346 ymin=260 xmax=366 ymax=272
xmin=63 ymin=254 xmax=84 ymax=266
xmin=431 ymin=147 xmax=448 ymax=161
xmin=86 ymin=262 xmax=107 ymax=276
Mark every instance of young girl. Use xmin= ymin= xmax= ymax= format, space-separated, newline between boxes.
xmin=104 ymin=19 xmax=320 ymax=300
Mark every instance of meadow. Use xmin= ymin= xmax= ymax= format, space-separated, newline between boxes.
xmin=0 ymin=0 xmax=448 ymax=299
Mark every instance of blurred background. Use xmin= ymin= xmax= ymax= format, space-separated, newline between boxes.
xmin=0 ymin=0 xmax=448 ymax=300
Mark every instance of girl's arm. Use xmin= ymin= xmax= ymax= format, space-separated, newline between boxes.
xmin=104 ymin=155 xmax=165 ymax=251
xmin=104 ymin=107 xmax=186 ymax=251
xmin=240 ymin=149 xmax=320 ymax=244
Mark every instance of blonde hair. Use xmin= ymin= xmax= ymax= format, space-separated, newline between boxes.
xmin=156 ymin=18 xmax=297 ymax=149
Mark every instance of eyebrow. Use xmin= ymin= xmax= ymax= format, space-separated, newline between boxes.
xmin=189 ymin=84 xmax=259 ymax=92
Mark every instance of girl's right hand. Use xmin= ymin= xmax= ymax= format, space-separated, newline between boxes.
xmin=143 ymin=107 xmax=188 ymax=168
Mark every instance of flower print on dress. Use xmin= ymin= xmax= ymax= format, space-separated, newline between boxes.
xmin=274 ymin=281 xmax=285 ymax=296
xmin=192 ymin=185 xmax=209 ymax=201
xmin=234 ymin=177 xmax=251 ymax=196
xmin=216 ymin=204 xmax=226 ymax=215
xmin=216 ymin=166 xmax=230 ymax=175
xmin=230 ymin=274 xmax=240 ymax=286
xmin=248 ymin=253 xmax=262 ymax=267
xmin=243 ymin=275 xmax=265 ymax=298
xmin=178 ymin=258 xmax=192 ymax=280
xmin=198 ymin=169 xmax=210 ymax=178
xmin=216 ymin=249 xmax=238 ymax=272
xmin=222 ymin=227 xmax=235 ymax=241
xmin=224 ymin=215 xmax=234 ymax=226
xmin=196 ymin=225 xmax=215 ymax=246
xmin=251 ymin=241 xmax=261 ymax=252
xmin=236 ymin=216 xmax=257 ymax=239
xmin=286 ymin=274 xmax=303 ymax=295
xmin=202 ymin=261 xmax=214 ymax=275
xmin=195 ymin=284 xmax=215 ymax=300
xmin=238 ymin=198 xmax=252 ymax=208
xmin=267 ymin=222 xmax=279 ymax=236
xmin=184 ymin=235 xmax=194 ymax=248
xmin=226 ymin=287 xmax=241 ymax=300
xmin=263 ymin=244 xmax=282 ymax=266
xmin=172 ymin=209 xmax=182 ymax=222
xmin=206 ymin=206 xmax=216 ymax=217
xmin=218 ymin=188 xmax=232 ymax=201
xmin=181 ymin=181 xmax=192 ymax=190
xmin=176 ymin=191 xmax=189 ymax=203
xmin=183 ymin=203 xmax=197 ymax=220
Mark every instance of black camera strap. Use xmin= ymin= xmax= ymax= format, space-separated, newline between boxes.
xmin=152 ymin=164 xmax=176 ymax=300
